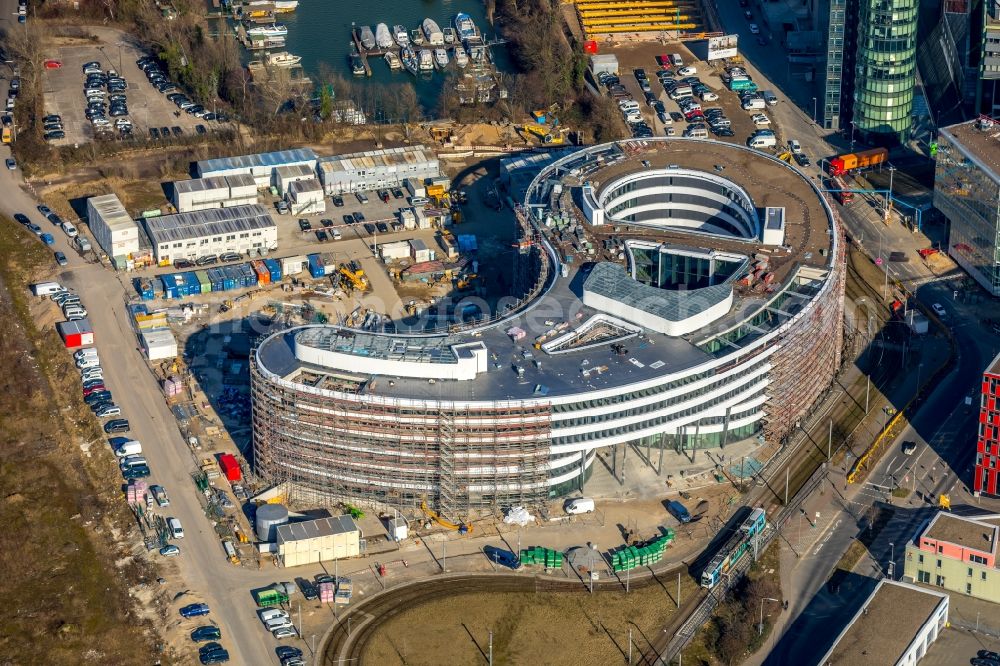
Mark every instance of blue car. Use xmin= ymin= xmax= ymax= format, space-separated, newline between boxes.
xmin=40 ymin=233 xmax=54 ymax=245
xmin=484 ymin=545 xmax=521 ymax=570
xmin=180 ymin=603 xmax=210 ymax=618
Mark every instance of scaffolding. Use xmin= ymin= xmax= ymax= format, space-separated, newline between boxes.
xmin=761 ymin=214 xmax=846 ymax=443
xmin=251 ymin=355 xmax=552 ymax=518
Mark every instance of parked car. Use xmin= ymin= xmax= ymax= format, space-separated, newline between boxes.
xmin=173 ymin=258 xmax=195 ymax=269
xmin=96 ymin=404 xmax=122 ymax=418
xmin=931 ymin=303 xmax=947 ymax=317
xmin=104 ymin=419 xmax=130 ymax=434
xmin=331 ymin=195 xmax=344 ymax=207
xmin=316 ymin=230 xmax=328 ymax=243
xmin=219 ymin=252 xmax=241 ymax=262
xmin=40 ymin=233 xmax=55 ymax=245
xmin=5 ymin=158 xmax=16 ymax=170
xmin=54 ymin=251 xmax=68 ymax=266
xmin=298 ymin=219 xmax=312 ymax=232
xmin=180 ymin=603 xmax=211 ymax=618
xmin=159 ymin=544 xmax=181 ymax=557
xmin=195 ymin=254 xmax=218 ymax=266
xmin=191 ymin=626 xmax=221 ymax=642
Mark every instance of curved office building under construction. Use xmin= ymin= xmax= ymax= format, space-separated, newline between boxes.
xmin=572 ymin=0 xmax=703 ymax=39
xmin=251 ymin=138 xmax=845 ymax=515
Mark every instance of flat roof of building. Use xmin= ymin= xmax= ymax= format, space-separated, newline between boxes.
xmin=88 ymin=194 xmax=137 ymax=232
xmin=197 ymin=148 xmax=317 ymax=175
xmin=275 ymin=163 xmax=315 ymax=179
xmin=144 ymin=204 xmax=275 ymax=246
xmin=823 ymin=580 xmax=948 ymax=666
xmin=275 ymin=515 xmax=359 ymax=543
xmin=288 ymin=178 xmax=323 ymax=194
xmin=923 ymin=512 xmax=997 ymax=554
xmin=941 ymin=120 xmax=1000 ymax=181
xmin=174 ymin=174 xmax=256 ymax=195
xmin=316 ymin=145 xmax=437 ymax=173
xmin=987 ymin=349 xmax=1000 ymax=377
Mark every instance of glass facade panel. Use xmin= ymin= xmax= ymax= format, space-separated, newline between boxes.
xmin=934 ymin=129 xmax=1000 ymax=293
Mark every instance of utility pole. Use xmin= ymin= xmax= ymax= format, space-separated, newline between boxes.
xmin=488 ymin=629 xmax=493 ymax=666
xmin=677 ymin=572 xmax=681 ymax=609
xmin=628 ymin=627 xmax=633 ymax=665
xmin=785 ymin=467 xmax=789 ymax=505
xmin=297 ymin=601 xmax=301 ymax=638
xmin=828 ymin=420 xmax=833 ymax=460
xmin=626 ymin=565 xmax=630 ymax=593
xmin=443 ymin=541 xmax=447 ymax=572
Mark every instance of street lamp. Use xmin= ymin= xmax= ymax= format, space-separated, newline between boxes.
xmin=888 ymin=542 xmax=895 ymax=580
xmin=884 ymin=165 xmax=896 ymax=222
xmin=812 ymin=97 xmax=817 ymax=123
xmin=759 ymin=597 xmax=780 ymax=636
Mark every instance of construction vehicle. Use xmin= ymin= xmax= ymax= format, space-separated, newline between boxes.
xmin=515 ymin=124 xmax=565 ymax=145
xmin=777 ymin=151 xmax=792 ymax=163
xmin=455 ymin=273 xmax=478 ymax=291
xmin=420 ymin=501 xmax=472 ymax=534
xmin=338 ymin=263 xmax=369 ymax=293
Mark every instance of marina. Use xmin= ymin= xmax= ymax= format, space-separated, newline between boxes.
xmin=345 ymin=12 xmax=507 ymax=102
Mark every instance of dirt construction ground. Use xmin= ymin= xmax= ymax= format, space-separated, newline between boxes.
xmin=361 ymin=577 xmax=701 ymax=666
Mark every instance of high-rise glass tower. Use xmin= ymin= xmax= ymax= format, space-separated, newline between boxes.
xmin=852 ymin=0 xmax=919 ymax=144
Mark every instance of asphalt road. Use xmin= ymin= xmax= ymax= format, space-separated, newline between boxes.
xmin=0 ymin=144 xmax=281 ymax=663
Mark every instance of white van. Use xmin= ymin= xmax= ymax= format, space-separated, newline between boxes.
xmin=670 ymin=53 xmax=684 ymax=67
xmin=742 ymin=97 xmax=766 ymax=111
xmin=565 ymin=497 xmax=595 ymax=514
xmin=259 ymin=608 xmax=289 ymax=623
xmin=748 ymin=134 xmax=777 ymax=149
xmin=31 ymin=281 xmax=64 ymax=296
xmin=669 ymin=86 xmax=693 ymax=100
xmin=167 ymin=517 xmax=184 ymax=539
xmin=115 ymin=441 xmax=142 ymax=457
xmin=63 ymin=305 xmax=87 ymax=318
xmin=265 ymin=617 xmax=293 ymax=631
xmin=409 ymin=196 xmax=429 ymax=206
xmin=62 ymin=221 xmax=79 ymax=238
xmin=683 ymin=127 xmax=709 ymax=139
xmin=77 ymin=356 xmax=100 ymax=369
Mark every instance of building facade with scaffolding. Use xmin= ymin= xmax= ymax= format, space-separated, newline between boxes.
xmin=250 ymin=138 xmax=844 ymax=516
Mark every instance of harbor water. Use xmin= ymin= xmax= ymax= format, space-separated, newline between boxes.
xmin=277 ymin=1 xmax=512 ymax=113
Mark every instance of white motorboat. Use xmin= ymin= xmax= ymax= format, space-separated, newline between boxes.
xmin=422 ymin=18 xmax=444 ymax=46
xmin=266 ymin=51 xmax=301 ymax=67
xmin=359 ymin=25 xmax=376 ymax=50
xmin=443 ymin=27 xmax=455 ymax=45
xmin=246 ymin=23 xmax=288 ymax=37
xmin=384 ymin=51 xmax=402 ymax=70
xmin=418 ymin=48 xmax=433 ymax=71
xmin=453 ymin=47 xmax=468 ymax=68
xmin=375 ymin=23 xmax=393 ymax=49
xmin=433 ymin=48 xmax=449 ymax=69
xmin=393 ymin=25 xmax=409 ymax=47
xmin=410 ymin=28 xmax=425 ymax=46
xmin=273 ymin=0 xmax=298 ymax=13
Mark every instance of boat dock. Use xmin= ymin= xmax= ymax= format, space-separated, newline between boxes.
xmin=350 ymin=26 xmax=400 ymax=77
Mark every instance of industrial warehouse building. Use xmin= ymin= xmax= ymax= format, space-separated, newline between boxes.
xmin=196 ymin=148 xmax=318 ymax=188
xmin=144 ymin=204 xmax=278 ymax=264
xmin=172 ymin=174 xmax=258 ymax=213
xmin=317 ymin=145 xmax=440 ymax=195
xmin=818 ymin=580 xmax=948 ymax=666
xmin=251 ymin=139 xmax=846 ymax=516
xmin=285 ymin=178 xmax=325 ymax=215
xmin=275 ymin=515 xmax=361 ymax=567
xmin=87 ymin=194 xmax=140 ymax=261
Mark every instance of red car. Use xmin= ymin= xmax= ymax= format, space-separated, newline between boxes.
xmin=684 ymin=109 xmax=705 ymax=121
xmin=83 ymin=384 xmax=107 ymax=396
xmin=655 ymin=54 xmax=671 ymax=69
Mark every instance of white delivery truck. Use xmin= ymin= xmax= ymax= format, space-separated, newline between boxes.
xmin=115 ymin=441 xmax=142 ymax=457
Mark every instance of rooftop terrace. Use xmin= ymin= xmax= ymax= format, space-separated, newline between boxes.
xmin=942 ymin=119 xmax=1000 ymax=179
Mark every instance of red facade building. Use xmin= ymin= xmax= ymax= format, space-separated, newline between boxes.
xmin=978 ymin=352 xmax=1000 ymax=495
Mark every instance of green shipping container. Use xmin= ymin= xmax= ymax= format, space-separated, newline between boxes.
xmin=195 ymin=270 xmax=212 ymax=294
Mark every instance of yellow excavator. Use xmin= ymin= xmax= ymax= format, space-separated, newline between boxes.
xmin=338 ymin=263 xmax=369 ymax=292
xmin=515 ymin=123 xmax=566 ymax=145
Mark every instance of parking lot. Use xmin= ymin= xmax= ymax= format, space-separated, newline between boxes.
xmin=595 ymin=42 xmax=793 ymax=158
xmin=41 ymin=35 xmax=208 ymax=145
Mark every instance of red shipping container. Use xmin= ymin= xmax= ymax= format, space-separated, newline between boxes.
xmin=57 ymin=318 xmax=95 ymax=348
xmin=218 ymin=453 xmax=242 ymax=482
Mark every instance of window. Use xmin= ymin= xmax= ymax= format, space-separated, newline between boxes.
xmin=966 ymin=583 xmax=972 ymax=594
xmin=917 ymin=570 xmax=930 ymax=583
xmin=935 ymin=574 xmax=945 ymax=586
xmin=968 ymin=567 xmax=974 ymax=577
xmin=938 ymin=545 xmax=944 ymax=553
xmin=937 ymin=559 xmax=942 ymax=568
xmin=918 ymin=554 xmax=924 ymax=564
xmin=983 ymin=571 xmax=988 ymax=581
xmin=971 ymin=554 xmax=987 ymax=565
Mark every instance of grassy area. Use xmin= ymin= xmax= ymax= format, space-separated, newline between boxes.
xmin=360 ymin=574 xmax=701 ymax=666
xmin=0 ymin=217 xmax=158 ymax=664
xmin=680 ymin=542 xmax=783 ymax=666
xmin=835 ymin=539 xmax=869 ymax=574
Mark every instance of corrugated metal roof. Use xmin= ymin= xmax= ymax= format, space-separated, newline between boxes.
xmin=89 ymin=194 xmax=137 ymax=232
xmin=288 ymin=178 xmax=322 ymax=194
xmin=409 ymin=238 xmax=428 ymax=251
xmin=144 ymin=204 xmax=275 ymax=246
xmin=141 ymin=328 xmax=176 ymax=346
xmin=316 ymin=145 xmax=437 ymax=173
xmin=274 ymin=163 xmax=314 ymax=179
xmin=197 ymin=148 xmax=318 ymax=175
xmin=57 ymin=318 xmax=93 ymax=335
xmin=174 ymin=176 xmax=230 ymax=195
xmin=276 ymin=515 xmax=359 ymax=543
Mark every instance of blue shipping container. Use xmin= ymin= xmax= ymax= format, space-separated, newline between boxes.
xmin=307 ymin=254 xmax=324 ymax=279
xmin=240 ymin=263 xmax=258 ymax=287
xmin=161 ymin=274 xmax=179 ymax=299
xmin=221 ymin=266 xmax=239 ymax=290
xmin=264 ymin=258 xmax=282 ymax=282
xmin=128 ymin=302 xmax=149 ymax=317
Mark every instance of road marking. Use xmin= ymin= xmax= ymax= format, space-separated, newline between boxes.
xmin=810 ymin=518 xmax=842 ymax=556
